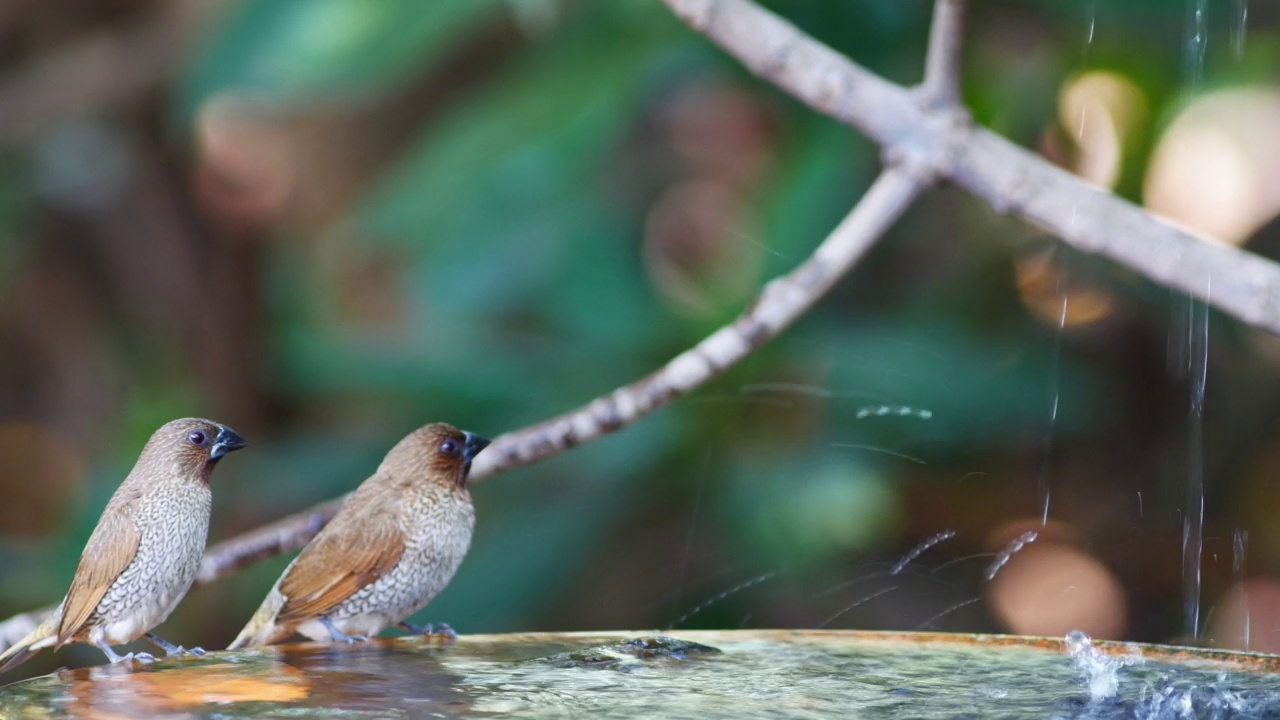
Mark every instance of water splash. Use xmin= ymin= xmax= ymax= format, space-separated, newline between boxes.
xmin=1039 ymin=286 xmax=1068 ymax=525
xmin=739 ymin=382 xmax=835 ymax=399
xmin=668 ymin=452 xmax=712 ymax=629
xmin=1065 ymin=630 xmax=1143 ymax=702
xmin=915 ymin=598 xmax=980 ymax=630
xmin=820 ymin=585 xmax=898 ymax=628
xmin=930 ymin=552 xmax=996 ymax=574
xmin=1085 ymin=3 xmax=1096 ymax=48
xmin=670 ymin=573 xmax=775 ymax=628
xmin=1134 ymin=677 xmax=1263 ymax=718
xmin=854 ymin=405 xmax=933 ymax=420
xmin=829 ymin=443 xmax=927 ymax=465
xmin=890 ymin=530 xmax=957 ymax=575
xmin=738 ymin=383 xmax=885 ymax=402
xmin=986 ymin=531 xmax=1039 ymax=581
xmin=1185 ymin=0 xmax=1209 ymax=86
xmin=815 ymin=569 xmax=892 ymax=599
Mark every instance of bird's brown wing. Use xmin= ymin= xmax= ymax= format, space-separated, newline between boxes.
xmin=58 ymin=500 xmax=141 ymax=645
xmin=276 ymin=488 xmax=405 ymax=624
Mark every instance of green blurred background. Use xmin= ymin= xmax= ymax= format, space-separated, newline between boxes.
xmin=2 ymin=0 xmax=1280 ymax=680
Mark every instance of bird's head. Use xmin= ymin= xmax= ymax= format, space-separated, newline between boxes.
xmin=142 ymin=418 xmax=249 ymax=483
xmin=384 ymin=422 xmax=490 ymax=489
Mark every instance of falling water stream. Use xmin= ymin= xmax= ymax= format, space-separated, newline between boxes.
xmin=1231 ymin=0 xmax=1249 ymax=57
xmin=1232 ymin=530 xmax=1250 ymax=651
xmin=1180 ymin=293 xmax=1210 ymax=639
xmin=1175 ymin=0 xmax=1212 ymax=643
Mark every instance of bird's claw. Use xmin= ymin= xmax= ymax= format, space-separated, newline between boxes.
xmin=427 ymin=623 xmax=457 ymax=642
xmin=165 ymin=645 xmax=206 ymax=658
xmin=189 ymin=646 xmax=207 ymax=657
xmin=132 ymin=652 xmax=156 ymax=664
xmin=399 ymin=621 xmax=457 ymax=643
xmin=320 ymin=616 xmax=367 ymax=644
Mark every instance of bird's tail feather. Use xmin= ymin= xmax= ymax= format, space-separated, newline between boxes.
xmin=227 ymin=618 xmax=284 ymax=649
xmin=0 ymin=610 xmax=59 ymax=674
xmin=0 ymin=643 xmax=40 ymax=674
xmin=227 ymin=590 xmax=288 ymax=650
xmin=226 ymin=623 xmax=262 ymax=650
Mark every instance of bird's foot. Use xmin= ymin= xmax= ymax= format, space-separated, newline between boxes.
xmin=95 ymin=640 xmax=144 ymax=665
xmin=131 ymin=652 xmax=156 ymax=664
xmin=145 ymin=632 xmax=203 ymax=658
xmin=398 ymin=621 xmax=457 ymax=643
xmin=320 ymin=616 xmax=368 ymax=644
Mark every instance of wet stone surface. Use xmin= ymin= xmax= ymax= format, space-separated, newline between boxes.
xmin=0 ymin=630 xmax=1278 ymax=718
xmin=535 ymin=635 xmax=722 ymax=670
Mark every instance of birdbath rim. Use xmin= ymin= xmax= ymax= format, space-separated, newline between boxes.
xmin=444 ymin=628 xmax=1280 ymax=673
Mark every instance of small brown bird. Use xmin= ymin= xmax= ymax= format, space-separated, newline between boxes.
xmin=229 ymin=423 xmax=488 ymax=648
xmin=0 ymin=418 xmax=248 ymax=673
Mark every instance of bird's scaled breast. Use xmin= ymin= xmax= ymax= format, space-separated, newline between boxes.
xmin=90 ymin=482 xmax=212 ymax=642
xmin=332 ymin=488 xmax=475 ymax=629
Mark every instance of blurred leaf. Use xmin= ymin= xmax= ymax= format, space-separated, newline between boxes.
xmin=357 ymin=3 xmax=674 ymax=255
xmin=0 ymin=159 xmax=30 ymax=292
xmin=270 ymin=3 xmax=703 ymax=416
xmin=180 ymin=0 xmax=500 ymax=114
xmin=757 ymin=117 xmax=872 ymax=277
xmin=728 ymin=453 xmax=901 ymax=570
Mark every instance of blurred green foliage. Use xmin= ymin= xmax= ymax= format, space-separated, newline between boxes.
xmin=182 ymin=0 xmax=501 ymax=111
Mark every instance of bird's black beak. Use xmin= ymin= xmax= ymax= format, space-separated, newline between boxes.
xmin=210 ymin=425 xmax=249 ymax=461
xmin=461 ymin=431 xmax=491 ymax=480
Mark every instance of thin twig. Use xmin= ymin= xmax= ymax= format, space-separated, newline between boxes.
xmin=662 ymin=0 xmax=1280 ymax=335
xmin=0 ymin=165 xmax=925 ymax=651
xmin=922 ymin=0 xmax=967 ymax=108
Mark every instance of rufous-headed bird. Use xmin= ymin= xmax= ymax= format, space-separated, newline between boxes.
xmin=228 ymin=423 xmax=488 ymax=648
xmin=0 ymin=418 xmax=248 ymax=673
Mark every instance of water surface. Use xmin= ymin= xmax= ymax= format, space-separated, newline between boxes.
xmin=1 ymin=630 xmax=1278 ymax=718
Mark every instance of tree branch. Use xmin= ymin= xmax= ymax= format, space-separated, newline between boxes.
xmin=663 ymin=0 xmax=1280 ymax=334
xmin=194 ymin=500 xmax=343 ymax=584
xmin=0 ymin=165 xmax=925 ymax=651
xmin=922 ymin=0 xmax=967 ymax=108
xmin=468 ymin=165 xmax=926 ymax=480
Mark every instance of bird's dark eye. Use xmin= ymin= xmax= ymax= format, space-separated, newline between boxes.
xmin=439 ymin=439 xmax=460 ymax=457
xmin=188 ymin=430 xmax=208 ymax=447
